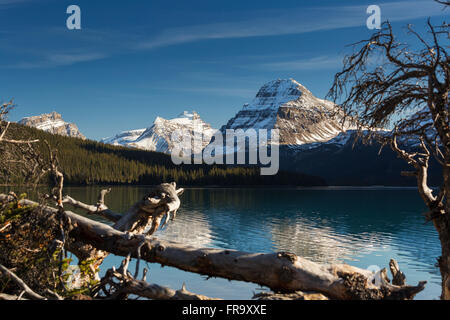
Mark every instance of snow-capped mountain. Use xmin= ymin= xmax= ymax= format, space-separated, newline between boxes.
xmin=101 ymin=129 xmax=146 ymax=146
xmin=221 ymin=78 xmax=354 ymax=145
xmin=19 ymin=112 xmax=86 ymax=140
xmin=101 ymin=111 xmax=216 ymax=154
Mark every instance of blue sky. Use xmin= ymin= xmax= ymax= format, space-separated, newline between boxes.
xmin=0 ymin=0 xmax=448 ymax=140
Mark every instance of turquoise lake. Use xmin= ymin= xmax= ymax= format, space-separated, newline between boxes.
xmin=54 ymin=186 xmax=441 ymax=300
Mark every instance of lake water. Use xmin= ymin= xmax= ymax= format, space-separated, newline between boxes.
xmin=57 ymin=186 xmax=441 ymax=300
xmin=2 ymin=185 xmax=441 ymax=299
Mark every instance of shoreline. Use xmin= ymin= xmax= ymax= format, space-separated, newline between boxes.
xmin=0 ymin=184 xmax=425 ymax=190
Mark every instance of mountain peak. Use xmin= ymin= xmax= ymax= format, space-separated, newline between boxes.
xmin=255 ymin=78 xmax=309 ymax=100
xmin=46 ymin=111 xmax=63 ymax=120
xmin=242 ymin=78 xmax=317 ymax=113
xmin=177 ymin=110 xmax=200 ymax=120
xmin=19 ymin=112 xmax=86 ymax=140
xmin=222 ymin=78 xmax=351 ymax=145
xmin=102 ymin=111 xmax=216 ymax=154
xmin=21 ymin=111 xmax=62 ymax=122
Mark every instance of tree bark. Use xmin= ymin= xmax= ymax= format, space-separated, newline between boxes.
xmin=253 ymin=291 xmax=329 ymax=300
xmin=394 ymin=136 xmax=449 ymax=299
xmin=438 ymin=226 xmax=450 ymax=300
xmin=436 ymin=160 xmax=450 ymax=300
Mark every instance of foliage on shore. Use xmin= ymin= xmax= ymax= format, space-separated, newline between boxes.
xmin=0 ymin=195 xmax=97 ymax=298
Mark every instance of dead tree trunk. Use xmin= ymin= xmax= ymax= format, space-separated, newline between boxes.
xmin=393 ymin=136 xmax=449 ymax=299
xmin=0 ymin=193 xmax=426 ymax=300
xmin=437 ymin=162 xmax=450 ymax=300
xmin=327 ymin=18 xmax=449 ymax=299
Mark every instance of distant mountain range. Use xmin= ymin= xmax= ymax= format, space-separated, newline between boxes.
xmin=19 ymin=79 xmax=356 ymax=151
xmin=17 ymin=78 xmax=441 ymax=186
xmin=99 ymin=79 xmax=357 ymax=153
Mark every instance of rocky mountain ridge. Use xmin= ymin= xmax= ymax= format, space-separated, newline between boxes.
xmin=101 ymin=111 xmax=216 ymax=154
xmin=19 ymin=112 xmax=86 ymax=140
xmin=220 ymin=78 xmax=355 ymax=145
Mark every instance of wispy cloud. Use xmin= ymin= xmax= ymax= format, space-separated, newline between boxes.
xmin=156 ymin=86 xmax=255 ymax=98
xmin=258 ymin=55 xmax=344 ymax=71
xmin=1 ymin=0 xmax=446 ymax=69
xmin=137 ymin=1 xmax=446 ymax=50
xmin=1 ymin=52 xmax=106 ymax=69
xmin=0 ymin=25 xmax=134 ymax=69
xmin=0 ymin=0 xmax=28 ymax=4
xmin=0 ymin=0 xmax=34 ymax=9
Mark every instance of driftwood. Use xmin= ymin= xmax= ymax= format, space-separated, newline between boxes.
xmin=0 ymin=293 xmax=29 ymax=300
xmin=62 ymin=183 xmax=183 ymax=232
xmin=61 ymin=182 xmax=184 ymax=266
xmin=64 ymin=221 xmax=426 ymax=300
xmin=389 ymin=259 xmax=406 ymax=286
xmin=62 ymin=188 xmax=122 ymax=222
xmin=95 ymin=255 xmax=220 ymax=300
xmin=253 ymin=291 xmax=329 ymax=300
xmin=0 ymin=188 xmax=427 ymax=300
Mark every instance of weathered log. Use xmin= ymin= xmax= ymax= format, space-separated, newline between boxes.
xmin=61 ymin=183 xmax=183 ymax=235
xmin=119 ymin=280 xmax=221 ymax=300
xmin=0 ymin=293 xmax=28 ymax=300
xmin=61 ymin=183 xmax=184 ymax=266
xmin=253 ymin=291 xmax=329 ymax=300
xmin=389 ymin=259 xmax=406 ymax=286
xmin=97 ymin=256 xmax=220 ymax=300
xmin=112 ymin=182 xmax=184 ymax=234
xmin=0 ymin=193 xmax=427 ymax=300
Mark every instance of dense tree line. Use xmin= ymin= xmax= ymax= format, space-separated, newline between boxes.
xmin=1 ymin=123 xmax=325 ymax=187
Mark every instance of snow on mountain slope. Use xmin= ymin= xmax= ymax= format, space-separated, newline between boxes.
xmin=101 ymin=111 xmax=216 ymax=154
xmin=19 ymin=112 xmax=86 ymax=139
xmin=221 ymin=79 xmax=355 ymax=145
xmin=101 ymin=129 xmax=146 ymax=146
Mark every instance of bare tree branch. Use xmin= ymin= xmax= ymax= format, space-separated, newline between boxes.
xmin=0 ymin=264 xmax=46 ymax=300
xmin=328 ymin=16 xmax=450 ymax=299
xmin=96 ymin=255 xmax=221 ymax=300
xmin=62 ymin=189 xmax=122 ymax=222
